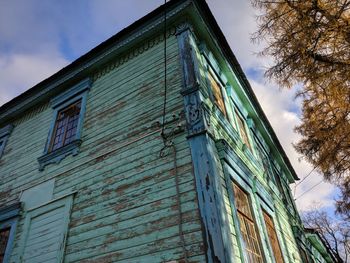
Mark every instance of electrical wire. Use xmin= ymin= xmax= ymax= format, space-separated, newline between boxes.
xmin=293 ymin=129 xmax=350 ymax=197
xmin=293 ymin=166 xmax=317 ymax=197
xmin=159 ymin=1 xmax=189 ymax=262
xmin=295 ymin=179 xmax=324 ymax=200
xmin=161 ymin=0 xmax=168 ymax=138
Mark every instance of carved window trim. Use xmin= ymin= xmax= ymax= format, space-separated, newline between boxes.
xmin=0 ymin=125 xmax=14 ymax=160
xmin=38 ymin=78 xmax=91 ymax=171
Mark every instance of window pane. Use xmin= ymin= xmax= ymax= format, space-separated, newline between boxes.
xmin=208 ymin=72 xmax=227 ymax=116
xmin=263 ymin=210 xmax=284 ymax=263
xmin=49 ymin=100 xmax=81 ymax=152
xmin=0 ymin=228 xmax=10 ymax=262
xmin=232 ymin=183 xmax=264 ymax=263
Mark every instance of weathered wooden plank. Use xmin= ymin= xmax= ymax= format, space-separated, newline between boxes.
xmin=65 ymin=228 xmax=203 ymax=262
xmin=67 ymin=208 xmax=199 ymax=253
xmin=1 ymin=27 xmax=205 ymax=263
xmin=69 ymin=189 xmax=197 ymax=238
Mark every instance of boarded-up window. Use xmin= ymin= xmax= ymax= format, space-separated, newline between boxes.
xmin=235 ymin=111 xmax=252 ymax=150
xmin=233 ymin=183 xmax=264 ymax=263
xmin=0 ymin=228 xmax=10 ymax=262
xmin=50 ymin=100 xmax=82 ymax=152
xmin=262 ymin=210 xmax=284 ymax=263
xmin=208 ymin=71 xmax=227 ymax=116
xmin=19 ymin=196 xmax=73 ymax=263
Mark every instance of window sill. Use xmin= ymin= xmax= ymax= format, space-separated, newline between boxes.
xmin=38 ymin=139 xmax=82 ymax=171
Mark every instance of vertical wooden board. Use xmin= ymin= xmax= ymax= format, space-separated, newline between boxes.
xmin=18 ymin=195 xmax=73 ymax=263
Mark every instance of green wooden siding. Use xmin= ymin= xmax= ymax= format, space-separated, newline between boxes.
xmin=190 ymin=27 xmax=306 ymax=262
xmin=0 ymin=31 xmax=206 ymax=262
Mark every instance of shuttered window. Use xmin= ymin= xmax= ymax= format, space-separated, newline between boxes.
xmin=19 ymin=196 xmax=73 ymax=263
xmin=208 ymin=71 xmax=227 ymax=116
xmin=262 ymin=210 xmax=284 ymax=263
xmin=49 ymin=100 xmax=82 ymax=152
xmin=233 ymin=183 xmax=264 ymax=263
xmin=0 ymin=228 xmax=10 ymax=262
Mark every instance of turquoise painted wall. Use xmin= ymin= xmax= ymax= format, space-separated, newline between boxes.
xmin=0 ymin=29 xmax=206 ymax=262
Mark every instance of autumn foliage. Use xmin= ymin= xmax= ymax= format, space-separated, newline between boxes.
xmin=251 ymin=0 xmax=350 ymax=217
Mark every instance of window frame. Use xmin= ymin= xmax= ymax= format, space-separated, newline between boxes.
xmin=206 ymin=67 xmax=228 ymax=117
xmin=220 ymin=153 xmax=276 ymax=263
xmin=232 ymin=181 xmax=265 ymax=263
xmin=262 ymin=209 xmax=285 ymax=263
xmin=37 ymin=78 xmax=91 ymax=171
xmin=0 ymin=125 xmax=14 ymax=159
xmin=0 ymin=203 xmax=20 ymax=263
xmin=234 ymin=108 xmax=253 ymax=152
xmin=48 ymin=99 xmax=82 ymax=153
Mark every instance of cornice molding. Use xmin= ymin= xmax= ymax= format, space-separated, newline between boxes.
xmin=93 ymin=27 xmax=177 ymax=81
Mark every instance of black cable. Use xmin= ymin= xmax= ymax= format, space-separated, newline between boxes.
xmin=295 ymin=179 xmax=324 ymax=200
xmin=159 ymin=1 xmax=189 ymax=262
xmin=161 ymin=0 xmax=167 ymax=137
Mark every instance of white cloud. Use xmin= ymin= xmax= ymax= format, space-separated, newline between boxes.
xmin=249 ymin=79 xmax=335 ymax=211
xmin=0 ymin=51 xmax=68 ymax=106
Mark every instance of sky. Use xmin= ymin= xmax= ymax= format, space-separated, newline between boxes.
xmin=0 ymin=0 xmax=336 ymax=213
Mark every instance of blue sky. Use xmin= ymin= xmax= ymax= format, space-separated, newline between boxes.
xmin=0 ymin=0 xmax=336 ymax=213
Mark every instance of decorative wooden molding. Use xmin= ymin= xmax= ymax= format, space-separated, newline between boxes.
xmin=93 ymin=27 xmax=177 ymax=81
xmin=177 ymin=23 xmax=235 ymax=262
xmin=37 ymin=140 xmax=82 ymax=171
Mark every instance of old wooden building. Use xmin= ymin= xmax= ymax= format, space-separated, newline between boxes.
xmin=0 ymin=1 xmax=336 ymax=262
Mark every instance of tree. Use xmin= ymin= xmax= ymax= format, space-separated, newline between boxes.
xmin=251 ymin=0 xmax=350 ymax=217
xmin=303 ymin=210 xmax=350 ymax=262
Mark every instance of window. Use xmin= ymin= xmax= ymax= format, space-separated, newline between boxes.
xmin=235 ymin=110 xmax=252 ymax=151
xmin=49 ymin=100 xmax=82 ymax=152
xmin=262 ymin=210 xmax=284 ymax=263
xmin=0 ymin=125 xmax=14 ymax=159
xmin=208 ymin=71 xmax=227 ymax=116
xmin=0 ymin=228 xmax=10 ymax=262
xmin=233 ymin=183 xmax=264 ymax=263
xmin=38 ymin=78 xmax=91 ymax=170
xmin=0 ymin=203 xmax=20 ymax=263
